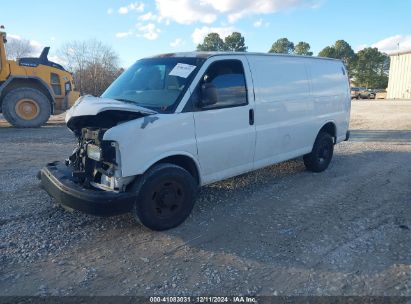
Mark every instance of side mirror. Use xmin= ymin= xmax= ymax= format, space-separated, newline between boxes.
xmin=200 ymin=83 xmax=218 ymax=107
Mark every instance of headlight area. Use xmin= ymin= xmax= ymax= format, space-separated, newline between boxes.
xmin=88 ymin=140 xmax=134 ymax=193
xmin=87 ymin=144 xmax=102 ymax=161
xmin=66 ymin=128 xmax=133 ymax=193
xmin=87 ymin=140 xmax=117 ymax=163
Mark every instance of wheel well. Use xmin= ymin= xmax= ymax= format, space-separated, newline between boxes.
xmin=156 ymin=155 xmax=200 ymax=185
xmin=0 ymin=78 xmax=54 ymax=110
xmin=319 ymin=122 xmax=336 ymax=143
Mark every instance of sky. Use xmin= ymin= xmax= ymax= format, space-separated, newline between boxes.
xmin=2 ymin=0 xmax=411 ymax=68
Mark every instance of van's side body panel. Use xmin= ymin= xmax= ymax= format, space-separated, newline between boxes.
xmin=246 ymin=54 xmax=350 ymax=171
xmin=307 ymin=59 xmax=351 ymax=143
xmin=246 ymin=55 xmax=313 ymax=170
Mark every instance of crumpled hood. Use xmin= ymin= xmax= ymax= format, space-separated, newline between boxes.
xmin=65 ymin=95 xmax=157 ymax=123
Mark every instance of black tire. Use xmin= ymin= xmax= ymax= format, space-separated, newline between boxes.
xmin=2 ymin=88 xmax=51 ymax=128
xmin=130 ymin=163 xmax=197 ymax=231
xmin=303 ymin=132 xmax=334 ymax=172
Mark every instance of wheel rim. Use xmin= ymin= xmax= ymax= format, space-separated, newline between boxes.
xmin=150 ymin=179 xmax=185 ymax=219
xmin=318 ymin=141 xmax=331 ymax=164
xmin=15 ymin=99 xmax=40 ymax=120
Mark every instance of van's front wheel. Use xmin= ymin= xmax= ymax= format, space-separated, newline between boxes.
xmin=303 ymin=132 xmax=334 ymax=172
xmin=131 ymin=163 xmax=197 ymax=231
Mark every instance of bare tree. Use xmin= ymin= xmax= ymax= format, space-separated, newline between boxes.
xmin=5 ymin=38 xmax=35 ymax=60
xmin=58 ymin=40 xmax=121 ymax=96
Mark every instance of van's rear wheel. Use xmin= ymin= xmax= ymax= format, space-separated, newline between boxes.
xmin=303 ymin=132 xmax=334 ymax=172
xmin=131 ymin=163 xmax=197 ymax=231
xmin=2 ymin=88 xmax=51 ymax=128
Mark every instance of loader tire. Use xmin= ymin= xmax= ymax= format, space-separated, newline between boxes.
xmin=2 ymin=88 xmax=51 ymax=128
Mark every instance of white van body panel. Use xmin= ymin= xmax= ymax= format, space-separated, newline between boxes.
xmin=103 ymin=112 xmax=200 ymax=179
xmin=246 ymin=55 xmax=314 ymax=170
xmin=307 ymin=60 xmax=351 ymax=143
xmin=246 ymin=54 xmax=350 ymax=171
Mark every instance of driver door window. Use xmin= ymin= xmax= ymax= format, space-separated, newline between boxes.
xmin=197 ymin=59 xmax=248 ymax=110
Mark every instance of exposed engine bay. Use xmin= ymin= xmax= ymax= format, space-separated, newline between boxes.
xmin=65 ymin=111 xmax=150 ymax=192
xmin=63 ymin=96 xmax=158 ymax=192
xmin=66 ymin=127 xmax=122 ymax=191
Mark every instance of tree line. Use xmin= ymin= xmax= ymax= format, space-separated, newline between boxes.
xmin=58 ymin=40 xmax=123 ymax=96
xmin=6 ymin=32 xmax=390 ymax=94
xmin=197 ymin=33 xmax=390 ymax=89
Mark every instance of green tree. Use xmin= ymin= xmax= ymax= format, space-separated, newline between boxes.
xmin=318 ymin=46 xmax=336 ymax=58
xmin=318 ymin=40 xmax=356 ymax=73
xmin=294 ymin=41 xmax=313 ymax=56
xmin=224 ymin=32 xmax=247 ymax=52
xmin=354 ymin=47 xmax=389 ymax=88
xmin=197 ymin=33 xmax=226 ymax=51
xmin=334 ymin=40 xmax=356 ymax=66
xmin=268 ymin=38 xmax=294 ymax=54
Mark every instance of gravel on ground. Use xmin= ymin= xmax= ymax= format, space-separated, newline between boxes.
xmin=0 ymin=99 xmax=410 ymax=296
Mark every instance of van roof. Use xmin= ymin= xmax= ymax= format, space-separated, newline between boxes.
xmin=388 ymin=50 xmax=411 ymax=56
xmin=148 ymin=51 xmax=343 ymax=62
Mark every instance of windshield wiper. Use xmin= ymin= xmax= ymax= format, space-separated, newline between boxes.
xmin=114 ymin=98 xmax=136 ymax=104
xmin=112 ymin=98 xmax=158 ymax=113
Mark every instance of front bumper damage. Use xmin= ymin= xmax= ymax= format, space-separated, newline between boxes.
xmin=39 ymin=161 xmax=136 ymax=216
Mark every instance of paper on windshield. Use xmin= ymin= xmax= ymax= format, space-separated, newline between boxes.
xmin=169 ymin=63 xmax=197 ymax=78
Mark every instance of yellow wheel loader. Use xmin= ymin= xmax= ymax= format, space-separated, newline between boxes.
xmin=0 ymin=26 xmax=79 ymax=127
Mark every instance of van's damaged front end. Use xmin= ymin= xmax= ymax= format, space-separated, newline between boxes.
xmin=39 ymin=55 xmax=202 ymax=223
xmin=38 ymin=95 xmax=157 ymax=216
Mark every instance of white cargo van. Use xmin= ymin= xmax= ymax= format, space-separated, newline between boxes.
xmin=39 ymin=52 xmax=351 ymax=230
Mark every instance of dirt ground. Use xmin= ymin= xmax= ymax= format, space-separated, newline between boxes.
xmin=0 ymin=99 xmax=410 ymax=296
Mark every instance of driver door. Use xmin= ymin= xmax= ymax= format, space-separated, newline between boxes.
xmin=189 ymin=57 xmax=256 ymax=184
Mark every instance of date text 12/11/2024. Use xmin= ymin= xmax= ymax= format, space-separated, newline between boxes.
xmin=149 ymin=296 xmax=257 ymax=303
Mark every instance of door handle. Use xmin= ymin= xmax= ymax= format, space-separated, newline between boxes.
xmin=249 ymin=109 xmax=254 ymax=125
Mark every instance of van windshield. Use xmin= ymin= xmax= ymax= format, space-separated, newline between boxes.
xmin=102 ymin=57 xmax=204 ymax=113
